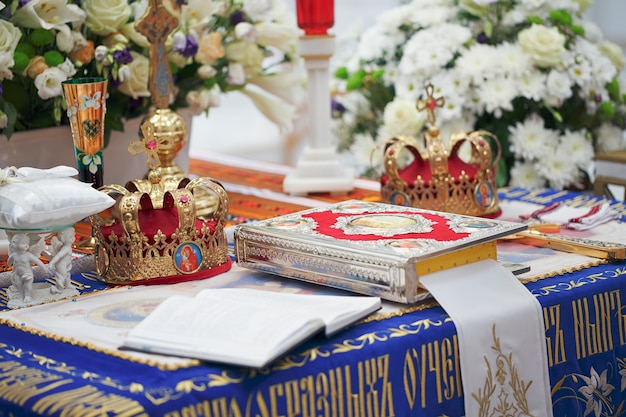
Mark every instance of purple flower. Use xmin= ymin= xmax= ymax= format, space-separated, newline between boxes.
xmin=331 ymin=98 xmax=345 ymax=114
xmin=173 ymin=34 xmax=198 ymax=58
xmin=477 ymin=32 xmax=489 ymax=43
xmin=112 ymin=49 xmax=133 ymax=65
xmin=108 ymin=77 xmax=122 ymax=89
xmin=230 ymin=10 xmax=246 ymax=26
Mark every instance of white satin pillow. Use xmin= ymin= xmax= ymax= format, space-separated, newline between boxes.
xmin=0 ymin=166 xmax=115 ymax=229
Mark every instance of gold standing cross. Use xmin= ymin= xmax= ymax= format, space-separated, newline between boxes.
xmin=416 ymin=83 xmax=445 ymax=126
xmin=135 ymin=0 xmax=179 ymax=109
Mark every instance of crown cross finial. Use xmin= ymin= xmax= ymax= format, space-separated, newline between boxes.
xmin=135 ymin=0 xmax=178 ymax=109
xmin=416 ymin=83 xmax=445 ymax=126
xmin=127 ymin=120 xmax=173 ymax=169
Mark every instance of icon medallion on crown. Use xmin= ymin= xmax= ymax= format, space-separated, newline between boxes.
xmin=380 ymin=84 xmax=502 ymax=217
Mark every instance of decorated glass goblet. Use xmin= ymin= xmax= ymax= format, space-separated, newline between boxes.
xmin=61 ymin=77 xmax=108 ymax=189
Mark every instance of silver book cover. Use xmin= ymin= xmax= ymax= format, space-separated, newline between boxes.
xmin=234 ymin=200 xmax=526 ymax=303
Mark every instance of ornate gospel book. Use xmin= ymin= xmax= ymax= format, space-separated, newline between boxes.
xmin=234 ymin=200 xmax=527 ymax=303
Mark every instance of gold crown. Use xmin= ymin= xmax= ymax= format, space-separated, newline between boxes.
xmin=380 ymin=84 xmax=501 ymax=217
xmin=89 ymin=118 xmax=231 ymax=285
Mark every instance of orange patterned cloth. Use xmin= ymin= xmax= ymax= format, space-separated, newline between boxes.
xmin=189 ymin=157 xmax=381 ymax=225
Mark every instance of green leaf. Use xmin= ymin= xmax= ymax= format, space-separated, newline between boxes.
xmin=526 ymin=16 xmax=543 ymax=25
xmin=484 ymin=20 xmax=493 ymax=38
xmin=544 ymin=104 xmax=563 ymax=124
xmin=599 ymin=101 xmax=615 ymax=119
xmin=346 ymin=70 xmax=366 ymax=91
xmin=496 ymin=159 xmax=509 ymax=188
xmin=1 ymin=99 xmax=17 ymax=138
xmin=371 ymin=69 xmax=385 ymax=80
xmin=549 ymin=10 xmax=572 ymax=26
xmin=334 ymin=67 xmax=349 ymax=80
xmin=606 ymin=78 xmax=621 ymax=103
xmin=571 ymin=24 xmax=585 ymax=36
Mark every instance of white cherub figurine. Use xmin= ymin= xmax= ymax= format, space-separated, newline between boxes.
xmin=7 ymin=233 xmax=45 ymax=303
xmin=49 ymin=227 xmax=75 ymax=294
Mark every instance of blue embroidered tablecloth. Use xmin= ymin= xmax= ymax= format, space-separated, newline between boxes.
xmin=0 ymin=187 xmax=624 ymax=416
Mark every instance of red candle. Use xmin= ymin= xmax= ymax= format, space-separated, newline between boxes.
xmin=296 ymin=0 xmax=334 ymax=36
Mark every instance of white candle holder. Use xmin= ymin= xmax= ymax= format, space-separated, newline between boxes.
xmin=283 ymin=35 xmax=354 ymax=195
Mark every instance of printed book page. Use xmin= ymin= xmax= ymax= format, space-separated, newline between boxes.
xmin=0 ymin=264 xmax=383 ymax=368
xmin=122 ymin=288 xmax=381 ymax=368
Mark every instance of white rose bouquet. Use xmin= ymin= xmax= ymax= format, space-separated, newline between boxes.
xmin=0 ymin=0 xmax=304 ymax=146
xmin=331 ymin=0 xmax=626 ymax=190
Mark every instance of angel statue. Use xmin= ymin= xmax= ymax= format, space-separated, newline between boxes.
xmin=7 ymin=234 xmax=46 ymax=303
xmin=48 ymin=227 xmax=76 ymax=294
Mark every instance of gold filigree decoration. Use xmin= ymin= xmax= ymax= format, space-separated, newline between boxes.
xmin=472 ymin=324 xmax=534 ymax=417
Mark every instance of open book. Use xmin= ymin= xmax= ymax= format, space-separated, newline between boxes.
xmin=121 ymin=288 xmax=381 ymax=368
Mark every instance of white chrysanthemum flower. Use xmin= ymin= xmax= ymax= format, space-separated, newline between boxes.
xmin=595 ymin=123 xmax=626 ymax=152
xmin=567 ymin=59 xmax=592 ymax=88
xmin=509 ymin=160 xmax=546 ymax=188
xmin=476 ymin=76 xmax=517 ymax=117
xmin=574 ymin=38 xmax=617 ymax=85
xmin=378 ymin=4 xmax=414 ymax=28
xmin=546 ymin=69 xmax=573 ymax=102
xmin=494 ymin=42 xmax=533 ymax=77
xmin=439 ymin=113 xmax=477 ymax=146
xmin=537 ymin=148 xmax=580 ymax=190
xmin=455 ymin=44 xmax=499 ymax=83
xmin=400 ymin=24 xmax=470 ymax=78
xmin=517 ymin=69 xmax=546 ymax=101
xmin=559 ymin=129 xmax=594 ymax=167
xmin=508 ymin=114 xmax=557 ymax=160
xmin=356 ymin=26 xmax=403 ymax=63
xmin=406 ymin=5 xmax=457 ymax=27
xmin=400 ymin=34 xmax=449 ymax=77
xmin=432 ymin=87 xmax=466 ymax=122
xmin=351 ymin=133 xmax=383 ymax=174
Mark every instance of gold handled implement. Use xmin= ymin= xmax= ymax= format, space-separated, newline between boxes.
xmin=507 ymin=230 xmax=626 ymax=261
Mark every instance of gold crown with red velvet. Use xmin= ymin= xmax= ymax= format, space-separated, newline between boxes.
xmin=380 ymin=84 xmax=502 ymax=217
xmin=89 ymin=120 xmax=231 ymax=285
